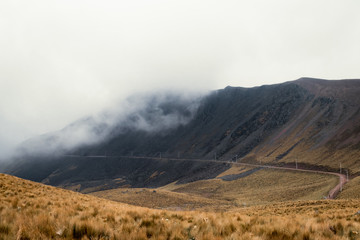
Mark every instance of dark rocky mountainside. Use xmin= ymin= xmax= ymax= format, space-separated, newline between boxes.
xmin=2 ymin=78 xmax=360 ymax=192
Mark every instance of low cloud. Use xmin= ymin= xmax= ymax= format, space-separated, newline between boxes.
xmin=1 ymin=0 xmax=360 ymax=160
xmin=15 ymin=91 xmax=205 ymax=157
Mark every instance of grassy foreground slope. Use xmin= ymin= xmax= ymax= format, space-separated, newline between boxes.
xmin=1 ymin=173 xmax=360 ymax=240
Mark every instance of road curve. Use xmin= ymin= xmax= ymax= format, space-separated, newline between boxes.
xmin=230 ymin=162 xmax=348 ymax=199
xmin=327 ymin=173 xmax=347 ymax=199
xmin=64 ymin=155 xmax=348 ymax=199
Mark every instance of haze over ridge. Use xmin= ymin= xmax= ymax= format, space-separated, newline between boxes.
xmin=1 ymin=0 xmax=360 ymax=158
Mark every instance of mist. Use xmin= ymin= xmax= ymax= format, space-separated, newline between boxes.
xmin=15 ymin=91 xmax=205 ymax=157
xmin=1 ymin=0 xmax=360 ymax=160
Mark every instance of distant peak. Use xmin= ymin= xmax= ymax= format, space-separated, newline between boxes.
xmin=295 ymin=77 xmax=328 ymax=82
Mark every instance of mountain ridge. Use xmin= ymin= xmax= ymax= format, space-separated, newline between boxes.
xmin=2 ymin=78 xmax=360 ymax=191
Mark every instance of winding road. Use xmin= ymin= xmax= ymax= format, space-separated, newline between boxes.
xmin=229 ymin=161 xmax=348 ymax=199
xmin=64 ymin=154 xmax=348 ymax=199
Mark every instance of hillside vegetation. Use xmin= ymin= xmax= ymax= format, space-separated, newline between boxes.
xmin=1 ymin=173 xmax=360 ymax=240
xmin=3 ymin=78 xmax=360 ymax=193
xmin=92 ymin=167 xmax=338 ymax=210
xmin=338 ymin=176 xmax=360 ymax=199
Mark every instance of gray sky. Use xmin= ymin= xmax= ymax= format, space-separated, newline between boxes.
xmin=1 ymin=0 xmax=360 ymax=157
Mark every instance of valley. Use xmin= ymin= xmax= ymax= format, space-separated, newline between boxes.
xmin=1 ymin=78 xmax=360 ymax=239
xmin=90 ymin=162 xmax=341 ymax=211
xmin=4 ymin=78 xmax=360 ymax=194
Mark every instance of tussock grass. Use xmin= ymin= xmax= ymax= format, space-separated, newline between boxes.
xmin=1 ymin=173 xmax=360 ymax=239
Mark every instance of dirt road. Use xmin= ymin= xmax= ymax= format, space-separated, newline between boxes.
xmin=65 ymin=155 xmax=348 ymax=199
xmin=231 ymin=162 xmax=348 ymax=199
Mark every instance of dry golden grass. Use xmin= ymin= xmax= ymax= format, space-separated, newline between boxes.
xmin=90 ymin=188 xmax=233 ymax=211
xmin=1 ymin=173 xmax=359 ymax=239
xmin=216 ymin=165 xmax=250 ymax=178
xmin=276 ymin=146 xmax=360 ymax=174
xmin=251 ymin=117 xmax=360 ymax=174
xmin=93 ymin=168 xmax=338 ymax=211
xmin=171 ymin=168 xmax=338 ymax=206
xmin=338 ymin=176 xmax=360 ymax=199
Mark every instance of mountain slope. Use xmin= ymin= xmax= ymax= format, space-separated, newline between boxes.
xmin=2 ymin=173 xmax=360 ymax=240
xmin=2 ymin=78 xmax=360 ymax=190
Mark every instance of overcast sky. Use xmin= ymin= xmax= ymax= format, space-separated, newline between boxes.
xmin=1 ymin=0 xmax=360 ymax=157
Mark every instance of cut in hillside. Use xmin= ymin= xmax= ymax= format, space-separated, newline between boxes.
xmin=2 ymin=78 xmax=360 ymax=192
xmin=1 ymin=173 xmax=360 ymax=240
